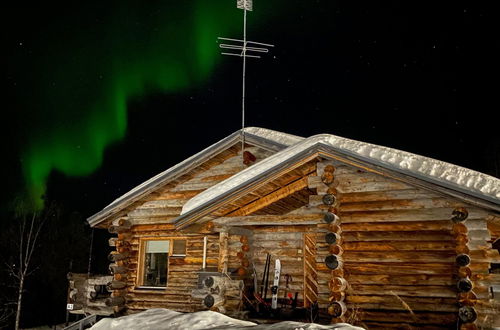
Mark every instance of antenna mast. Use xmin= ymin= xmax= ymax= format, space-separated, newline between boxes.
xmin=218 ymin=0 xmax=274 ymax=163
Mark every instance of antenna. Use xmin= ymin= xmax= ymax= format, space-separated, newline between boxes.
xmin=218 ymin=0 xmax=274 ymax=164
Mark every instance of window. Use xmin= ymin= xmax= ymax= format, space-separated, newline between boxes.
xmin=172 ymin=239 xmax=187 ymax=257
xmin=142 ymin=240 xmax=169 ymax=287
xmin=138 ymin=238 xmax=187 ymax=288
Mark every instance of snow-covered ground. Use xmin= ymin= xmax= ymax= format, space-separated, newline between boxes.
xmin=89 ymin=308 xmax=364 ymax=330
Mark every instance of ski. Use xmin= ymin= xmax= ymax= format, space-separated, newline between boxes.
xmin=271 ymin=258 xmax=281 ymax=309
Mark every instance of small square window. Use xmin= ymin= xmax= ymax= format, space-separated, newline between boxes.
xmin=172 ymin=239 xmax=187 ymax=257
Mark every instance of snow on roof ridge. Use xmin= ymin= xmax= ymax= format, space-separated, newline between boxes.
xmin=243 ymin=126 xmax=304 ymax=147
xmin=181 ymin=133 xmax=500 ymax=215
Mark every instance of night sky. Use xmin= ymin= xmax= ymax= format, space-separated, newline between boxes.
xmin=2 ymin=0 xmax=499 ymax=327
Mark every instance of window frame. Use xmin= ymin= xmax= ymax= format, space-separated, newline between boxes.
xmin=136 ymin=237 xmax=187 ymax=290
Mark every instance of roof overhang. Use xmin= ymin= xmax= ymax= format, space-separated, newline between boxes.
xmin=87 ymin=127 xmax=303 ymax=227
xmin=174 ymin=134 xmax=500 ymax=229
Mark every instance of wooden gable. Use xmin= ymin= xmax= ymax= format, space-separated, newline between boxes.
xmin=95 ymin=144 xmax=274 ymax=228
xmin=183 ymin=152 xmax=500 ymax=328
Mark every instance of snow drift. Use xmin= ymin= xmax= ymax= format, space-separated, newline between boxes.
xmin=89 ymin=308 xmax=364 ymax=330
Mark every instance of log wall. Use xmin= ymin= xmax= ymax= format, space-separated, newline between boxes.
xmin=317 ymin=160 xmax=499 ymax=329
xmin=251 ymin=227 xmax=310 ymax=303
xmin=120 ymin=225 xmax=219 ymax=313
xmin=101 ymin=146 xmax=500 ymax=328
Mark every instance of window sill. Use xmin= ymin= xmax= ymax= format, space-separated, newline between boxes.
xmin=133 ymin=286 xmax=167 ymax=293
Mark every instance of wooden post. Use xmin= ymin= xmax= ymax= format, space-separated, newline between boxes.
xmin=218 ymin=229 xmax=229 ymax=274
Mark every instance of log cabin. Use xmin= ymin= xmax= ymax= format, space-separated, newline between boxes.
xmin=82 ymin=127 xmax=500 ymax=329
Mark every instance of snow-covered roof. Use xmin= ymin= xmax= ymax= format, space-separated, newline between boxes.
xmin=87 ymin=127 xmax=300 ymax=227
xmin=179 ymin=130 xmax=500 ymax=222
xmin=89 ymin=127 xmax=500 ymax=228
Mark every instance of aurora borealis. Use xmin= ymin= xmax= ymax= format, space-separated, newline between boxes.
xmin=4 ymin=0 xmax=499 ymax=212
xmin=14 ymin=1 xmax=245 ymax=208
xmin=2 ymin=1 xmax=499 ymax=328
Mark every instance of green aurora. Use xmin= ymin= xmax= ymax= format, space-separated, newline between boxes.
xmin=20 ymin=1 xmax=252 ymax=208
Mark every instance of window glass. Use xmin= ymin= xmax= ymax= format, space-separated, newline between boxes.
xmin=143 ymin=240 xmax=169 ymax=287
xmin=172 ymin=239 xmax=187 ymax=256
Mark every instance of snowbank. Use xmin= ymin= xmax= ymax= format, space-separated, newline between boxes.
xmin=89 ymin=308 xmax=363 ymax=330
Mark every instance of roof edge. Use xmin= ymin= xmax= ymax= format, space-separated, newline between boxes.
xmin=179 ymin=134 xmax=500 ymax=223
xmin=87 ymin=127 xmax=303 ymax=227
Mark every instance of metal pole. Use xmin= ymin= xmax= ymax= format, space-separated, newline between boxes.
xmin=241 ymin=6 xmax=247 ymax=161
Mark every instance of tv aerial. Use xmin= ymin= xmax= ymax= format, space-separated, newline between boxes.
xmin=218 ymin=0 xmax=274 ymax=163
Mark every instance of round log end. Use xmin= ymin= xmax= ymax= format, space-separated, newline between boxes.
xmin=324 ymin=165 xmax=336 ymax=173
xmin=321 ymin=172 xmax=335 ymax=185
xmin=327 ymin=301 xmax=346 ymax=317
xmin=456 ymin=254 xmax=471 ymax=267
xmin=325 ymin=255 xmax=342 ymax=270
xmin=458 ymin=306 xmax=477 ymax=323
xmin=329 ymin=277 xmax=348 ymax=292
xmin=204 ymin=276 xmax=215 ymax=288
xmin=324 ymin=212 xmax=338 ymax=224
xmin=241 ymin=244 xmax=250 ymax=252
xmin=452 ymin=207 xmax=468 ymax=223
xmin=457 ymin=278 xmax=473 ymax=293
xmin=240 ymin=236 xmax=249 ymax=244
xmin=322 ymin=194 xmax=336 ymax=206
xmin=325 ymin=232 xmax=339 ymax=245
xmin=204 ymin=295 xmax=215 ymax=308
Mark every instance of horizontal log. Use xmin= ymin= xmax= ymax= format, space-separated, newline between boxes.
xmin=340 ymin=188 xmax=439 ymax=203
xmin=343 ymin=241 xmax=456 ymax=251
xmin=253 ymin=232 xmax=305 ymax=241
xmin=344 ymin=262 xmax=455 ymax=275
xmin=107 ymin=281 xmax=127 ymax=290
xmin=346 ymin=295 xmax=458 ymax=312
xmin=112 ymin=218 xmax=131 ymax=227
xmin=343 ymin=231 xmax=454 ymax=242
xmin=252 ymin=247 xmax=303 ymax=257
xmin=138 ymin=199 xmax=190 ymax=209
xmin=360 ymin=321 xmax=447 ymax=330
xmin=128 ymin=207 xmax=182 ymax=218
xmin=339 ymin=208 xmax=488 ymax=223
xmin=351 ymin=284 xmax=456 ymax=298
xmin=251 ymin=240 xmax=303 ymax=249
xmin=226 ymin=177 xmax=309 ymax=217
xmin=348 ymin=274 xmax=454 ymax=286
xmin=169 ymin=257 xmax=218 ymax=265
xmin=108 ymin=252 xmax=129 ymax=262
xmin=336 ymin=180 xmax=411 ymax=194
xmin=341 ymin=220 xmax=452 ymax=232
xmin=171 ymin=181 xmax=220 ymax=192
xmin=154 ymin=190 xmax=203 ymax=201
xmin=342 ymin=198 xmax=465 ymax=213
xmin=360 ymin=310 xmax=457 ymax=325
xmin=342 ymin=251 xmax=455 ymax=263
xmin=108 ymin=225 xmax=131 ymax=234
xmin=105 ymin=296 xmax=125 ymax=307
xmin=213 ymin=214 xmax=322 ymax=226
